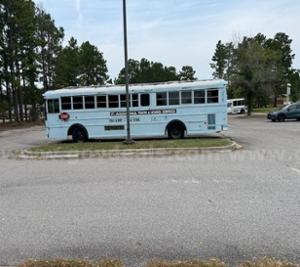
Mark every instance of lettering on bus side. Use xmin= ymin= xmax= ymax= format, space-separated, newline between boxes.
xmin=110 ymin=109 xmax=177 ymax=117
xmin=109 ymin=118 xmax=141 ymax=123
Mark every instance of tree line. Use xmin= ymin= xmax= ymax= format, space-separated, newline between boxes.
xmin=115 ymin=58 xmax=196 ymax=84
xmin=1 ymin=0 xmax=299 ymax=122
xmin=210 ymin=33 xmax=300 ymax=115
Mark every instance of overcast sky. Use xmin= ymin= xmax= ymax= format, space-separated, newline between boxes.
xmin=34 ymin=0 xmax=300 ymax=80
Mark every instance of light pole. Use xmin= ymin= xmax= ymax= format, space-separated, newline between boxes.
xmin=122 ymin=0 xmax=134 ymax=144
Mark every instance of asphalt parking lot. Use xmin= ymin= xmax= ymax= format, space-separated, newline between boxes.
xmin=0 ymin=116 xmax=300 ymax=266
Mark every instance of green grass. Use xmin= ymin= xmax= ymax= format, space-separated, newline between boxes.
xmin=253 ymin=107 xmax=276 ymax=113
xmin=30 ymin=138 xmax=232 ymax=153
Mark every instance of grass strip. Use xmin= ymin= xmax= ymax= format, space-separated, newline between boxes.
xmin=29 ymin=138 xmax=232 ymax=153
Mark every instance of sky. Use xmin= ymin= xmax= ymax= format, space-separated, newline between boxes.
xmin=34 ymin=0 xmax=300 ymax=80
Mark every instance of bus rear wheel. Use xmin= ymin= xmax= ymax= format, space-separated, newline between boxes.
xmin=72 ymin=127 xmax=87 ymax=142
xmin=167 ymin=122 xmax=185 ymax=139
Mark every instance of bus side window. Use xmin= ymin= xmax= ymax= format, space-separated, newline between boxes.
xmin=169 ymin=92 xmax=179 ymax=105
xmin=47 ymin=99 xmax=59 ymax=114
xmin=73 ymin=96 xmax=83 ymax=110
xmin=85 ymin=96 xmax=95 ymax=109
xmin=120 ymin=94 xmax=133 ymax=108
xmin=156 ymin=92 xmax=167 ymax=106
xmin=132 ymin=94 xmax=139 ymax=107
xmin=194 ymin=90 xmax=205 ymax=104
xmin=207 ymin=89 xmax=219 ymax=103
xmin=120 ymin=95 xmax=127 ymax=108
xmin=108 ymin=95 xmax=119 ymax=108
xmin=61 ymin=97 xmax=72 ymax=110
xmin=140 ymin=94 xmax=150 ymax=107
xmin=181 ymin=91 xmax=192 ymax=104
xmin=97 ymin=95 xmax=107 ymax=108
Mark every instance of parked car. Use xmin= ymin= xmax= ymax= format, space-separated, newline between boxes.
xmin=267 ymin=103 xmax=300 ymax=122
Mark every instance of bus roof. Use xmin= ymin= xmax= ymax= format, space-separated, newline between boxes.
xmin=43 ymin=79 xmax=227 ymax=98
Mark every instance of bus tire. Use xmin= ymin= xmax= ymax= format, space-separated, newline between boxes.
xmin=240 ymin=109 xmax=245 ymax=114
xmin=69 ymin=125 xmax=88 ymax=142
xmin=167 ymin=120 xmax=186 ymax=139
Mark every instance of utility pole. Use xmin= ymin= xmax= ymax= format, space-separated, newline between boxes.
xmin=123 ymin=0 xmax=134 ymax=144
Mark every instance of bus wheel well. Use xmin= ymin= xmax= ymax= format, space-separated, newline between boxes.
xmin=166 ymin=120 xmax=187 ymax=139
xmin=68 ymin=124 xmax=88 ymax=139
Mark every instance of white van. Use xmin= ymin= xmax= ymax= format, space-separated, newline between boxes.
xmin=227 ymin=98 xmax=247 ymax=114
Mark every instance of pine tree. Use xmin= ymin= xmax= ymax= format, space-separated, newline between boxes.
xmin=179 ymin=66 xmax=196 ymax=81
xmin=54 ymin=37 xmax=80 ymax=88
xmin=78 ymin=41 xmax=108 ymax=86
xmin=36 ymin=6 xmax=64 ymax=91
xmin=210 ymin=41 xmax=229 ymax=79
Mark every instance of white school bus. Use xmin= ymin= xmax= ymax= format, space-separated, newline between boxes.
xmin=43 ymin=79 xmax=228 ymax=141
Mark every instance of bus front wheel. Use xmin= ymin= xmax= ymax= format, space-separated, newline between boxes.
xmin=72 ymin=127 xmax=87 ymax=142
xmin=167 ymin=121 xmax=185 ymax=139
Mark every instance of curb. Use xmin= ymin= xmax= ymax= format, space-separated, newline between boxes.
xmin=16 ymin=141 xmax=242 ymax=160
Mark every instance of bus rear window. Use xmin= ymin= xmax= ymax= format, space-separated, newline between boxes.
xmin=47 ymin=99 xmax=59 ymax=114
